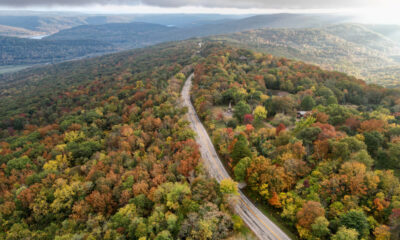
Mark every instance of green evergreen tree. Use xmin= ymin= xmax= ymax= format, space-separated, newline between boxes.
xmin=231 ymin=134 xmax=252 ymax=164
xmin=234 ymin=100 xmax=251 ymax=123
xmin=339 ymin=210 xmax=369 ymax=238
xmin=300 ymin=96 xmax=315 ymax=111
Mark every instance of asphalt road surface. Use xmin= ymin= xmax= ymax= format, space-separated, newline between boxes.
xmin=181 ymin=73 xmax=291 ymax=240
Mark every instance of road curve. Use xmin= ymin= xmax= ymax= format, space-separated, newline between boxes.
xmin=182 ymin=73 xmax=291 ymax=240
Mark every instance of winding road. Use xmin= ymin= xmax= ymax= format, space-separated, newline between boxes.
xmin=181 ymin=73 xmax=291 ymax=240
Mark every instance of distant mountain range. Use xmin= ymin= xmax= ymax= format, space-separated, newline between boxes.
xmin=46 ymin=13 xmax=350 ymax=45
xmin=0 ymin=36 xmax=115 ymax=65
xmin=0 ymin=13 xmax=243 ymax=37
xmin=1 ymin=13 xmax=400 ymax=86
xmin=46 ymin=22 xmax=177 ymax=49
xmin=1 ymin=14 xmax=349 ymax=67
xmin=210 ymin=23 xmax=400 ymax=87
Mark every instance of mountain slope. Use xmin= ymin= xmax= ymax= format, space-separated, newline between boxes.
xmin=324 ymin=23 xmax=400 ymax=54
xmin=46 ymin=22 xmax=178 ymax=49
xmin=0 ymin=24 xmax=42 ymax=38
xmin=0 ymin=36 xmax=115 ymax=65
xmin=47 ymin=13 xmax=348 ymax=46
xmin=192 ymin=43 xmax=400 ymax=240
xmin=211 ymin=23 xmax=400 ymax=87
xmin=366 ymin=24 xmax=400 ymax=44
xmin=0 ymin=40 xmax=245 ymax=240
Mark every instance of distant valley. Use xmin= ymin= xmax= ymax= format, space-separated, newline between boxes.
xmin=211 ymin=23 xmax=400 ymax=87
xmin=1 ymin=13 xmax=400 ymax=87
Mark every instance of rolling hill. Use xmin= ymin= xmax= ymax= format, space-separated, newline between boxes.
xmin=46 ymin=22 xmax=177 ymax=49
xmin=210 ymin=23 xmax=400 ymax=87
xmin=366 ymin=24 xmax=400 ymax=44
xmin=0 ymin=39 xmax=249 ymax=240
xmin=0 ymin=24 xmax=42 ymax=38
xmin=2 ymin=13 xmax=399 ymax=87
xmin=0 ymin=36 xmax=115 ymax=65
xmin=47 ymin=13 xmax=349 ymax=45
xmin=2 ymin=39 xmax=400 ymax=239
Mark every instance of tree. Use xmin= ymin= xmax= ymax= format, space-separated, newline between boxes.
xmin=5 ymin=223 xmax=32 ymax=240
xmin=332 ymin=227 xmax=359 ymax=240
xmin=380 ymin=143 xmax=400 ymax=169
xmin=327 ymin=95 xmax=338 ymax=105
xmin=234 ymin=101 xmax=251 ymax=123
xmin=374 ymin=225 xmax=390 ymax=240
xmin=276 ymin=123 xmax=286 ymax=136
xmin=234 ymin=157 xmax=252 ymax=182
xmin=359 ymin=119 xmax=386 ymax=133
xmin=231 ymin=134 xmax=252 ymax=164
xmin=155 ymin=230 xmax=173 ymax=240
xmin=175 ymin=72 xmax=185 ymax=80
xmin=254 ymin=105 xmax=267 ymax=123
xmin=349 ymin=150 xmax=374 ymax=169
xmin=175 ymin=139 xmax=200 ymax=177
xmin=296 ymin=127 xmax=321 ymax=154
xmin=339 ymin=210 xmax=369 ymax=238
xmin=311 ymin=216 xmax=330 ymax=238
xmin=154 ymin=182 xmax=191 ymax=210
xmin=363 ymin=131 xmax=384 ymax=157
xmin=243 ymin=114 xmax=254 ymax=124
xmin=301 ymin=96 xmax=315 ymax=111
xmin=296 ymin=201 xmax=325 ymax=229
xmin=6 ymin=156 xmax=32 ymax=173
xmin=220 ymin=179 xmax=239 ymax=196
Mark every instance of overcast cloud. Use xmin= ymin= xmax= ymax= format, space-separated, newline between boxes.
xmin=0 ymin=0 xmax=395 ymax=9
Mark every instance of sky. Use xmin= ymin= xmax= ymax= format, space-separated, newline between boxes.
xmin=0 ymin=0 xmax=400 ymax=23
xmin=0 ymin=0 xmax=397 ymax=9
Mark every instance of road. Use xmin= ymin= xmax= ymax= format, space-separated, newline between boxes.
xmin=181 ymin=73 xmax=291 ymax=240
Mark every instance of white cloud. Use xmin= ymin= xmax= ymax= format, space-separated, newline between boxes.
xmin=0 ymin=0 xmax=398 ymax=9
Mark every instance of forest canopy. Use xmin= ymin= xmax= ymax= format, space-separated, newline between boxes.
xmin=0 ymin=41 xmax=241 ymax=239
xmin=192 ymin=43 xmax=400 ymax=239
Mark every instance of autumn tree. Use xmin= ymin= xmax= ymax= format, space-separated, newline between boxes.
xmin=254 ymin=105 xmax=267 ymax=124
xmin=231 ymin=134 xmax=252 ymax=164
xmin=339 ymin=210 xmax=369 ymax=238
xmin=332 ymin=227 xmax=359 ymax=240
xmin=300 ymin=96 xmax=315 ymax=111
xmin=296 ymin=201 xmax=325 ymax=229
xmin=234 ymin=101 xmax=251 ymax=123
xmin=220 ymin=178 xmax=239 ymax=196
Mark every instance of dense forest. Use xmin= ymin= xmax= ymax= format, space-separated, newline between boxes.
xmin=0 ymin=36 xmax=115 ymax=65
xmin=0 ymin=41 xmax=244 ymax=239
xmin=46 ymin=22 xmax=177 ymax=49
xmin=211 ymin=24 xmax=400 ymax=87
xmin=192 ymin=43 xmax=400 ymax=239
xmin=0 ymin=14 xmax=347 ymax=67
xmin=3 ymin=37 xmax=400 ymax=239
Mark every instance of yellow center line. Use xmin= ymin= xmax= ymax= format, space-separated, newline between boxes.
xmin=186 ymin=89 xmax=283 ymax=240
xmin=239 ymin=198 xmax=282 ymax=240
xmin=204 ymin=138 xmax=282 ymax=240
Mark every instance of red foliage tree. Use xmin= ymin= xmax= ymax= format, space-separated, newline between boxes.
xmin=276 ymin=123 xmax=286 ymax=136
xmin=244 ymin=114 xmax=254 ymax=124
xmin=296 ymin=201 xmax=325 ymax=229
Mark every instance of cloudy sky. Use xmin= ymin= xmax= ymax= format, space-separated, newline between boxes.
xmin=0 ymin=0 xmax=400 ymax=24
xmin=0 ymin=0 xmax=398 ymax=9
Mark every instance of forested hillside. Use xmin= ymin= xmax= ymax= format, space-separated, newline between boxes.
xmin=367 ymin=24 xmax=400 ymax=44
xmin=211 ymin=24 xmax=400 ymax=87
xmin=0 ymin=24 xmax=40 ymax=38
xmin=0 ymin=41 xmax=243 ymax=239
xmin=46 ymin=22 xmax=177 ymax=49
xmin=46 ymin=14 xmax=346 ymax=50
xmin=192 ymin=43 xmax=400 ymax=239
xmin=0 ymin=36 xmax=115 ymax=65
